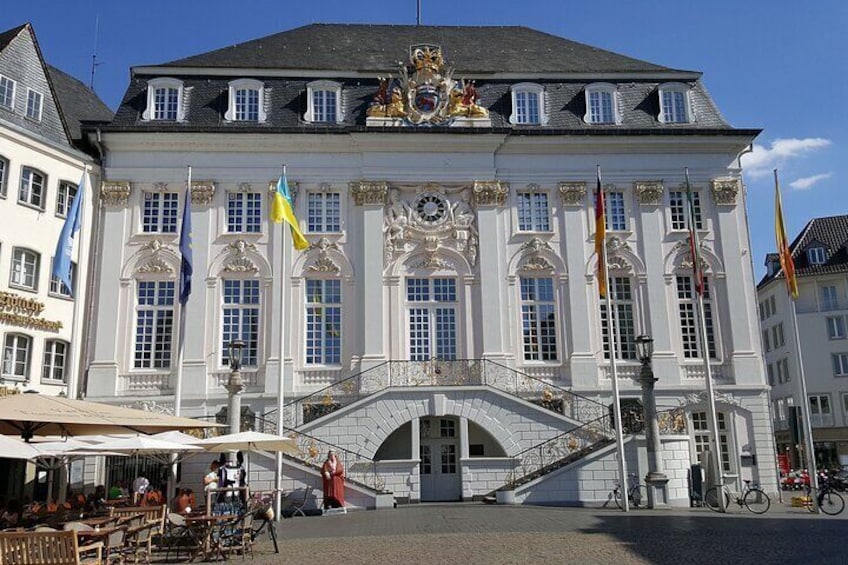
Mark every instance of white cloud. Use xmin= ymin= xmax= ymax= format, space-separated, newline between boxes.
xmin=742 ymin=137 xmax=832 ymax=178
xmin=789 ymin=172 xmax=832 ymax=191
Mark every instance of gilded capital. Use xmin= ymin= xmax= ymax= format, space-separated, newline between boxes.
xmin=634 ymin=181 xmax=663 ymax=205
xmin=350 ymin=180 xmax=388 ymax=206
xmin=711 ymin=179 xmax=739 ymax=205
xmin=472 ymin=180 xmax=509 ymax=207
xmin=101 ymin=181 xmax=132 ymax=207
xmin=190 ymin=180 xmax=216 ymax=206
xmin=558 ymin=182 xmax=587 ymax=206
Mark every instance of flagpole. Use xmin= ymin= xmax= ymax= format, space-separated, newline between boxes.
xmin=683 ymin=167 xmax=724 ymax=511
xmin=275 ymin=164 xmax=287 ymax=520
xmin=66 ymin=164 xmax=88 ymax=399
xmin=597 ymin=166 xmax=629 ymax=512
xmin=775 ymin=168 xmax=819 ymax=512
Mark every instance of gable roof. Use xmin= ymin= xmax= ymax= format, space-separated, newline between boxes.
xmin=0 ymin=23 xmax=26 ymax=52
xmin=157 ymin=24 xmax=689 ymax=75
xmin=47 ymin=65 xmax=113 ymax=141
xmin=758 ymin=214 xmax=848 ymax=288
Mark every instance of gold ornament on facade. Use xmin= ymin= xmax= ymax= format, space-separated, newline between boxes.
xmin=472 ymin=180 xmax=509 ymax=206
xmin=101 ymin=181 xmax=132 ymax=207
xmin=190 ymin=181 xmax=216 ymax=205
xmin=711 ymin=179 xmax=739 ymax=205
xmin=350 ymin=180 xmax=388 ymax=206
xmin=634 ymin=181 xmax=664 ymax=205
xmin=558 ymin=182 xmax=587 ymax=206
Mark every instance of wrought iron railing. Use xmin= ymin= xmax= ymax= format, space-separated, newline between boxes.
xmin=263 ymin=359 xmax=611 ymax=432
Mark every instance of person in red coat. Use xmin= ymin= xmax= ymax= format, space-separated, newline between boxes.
xmin=321 ymin=450 xmax=345 ymax=509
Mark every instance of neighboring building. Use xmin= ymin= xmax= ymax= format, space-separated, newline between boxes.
xmin=758 ymin=215 xmax=848 ymax=470
xmin=0 ymin=22 xmax=112 ymax=499
xmin=86 ymin=24 xmax=774 ymax=507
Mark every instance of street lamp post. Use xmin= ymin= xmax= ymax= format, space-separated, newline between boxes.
xmin=226 ymin=339 xmax=245 ymax=464
xmin=635 ymin=335 xmax=669 ymax=508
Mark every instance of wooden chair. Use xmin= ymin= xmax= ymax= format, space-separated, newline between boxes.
xmin=120 ymin=522 xmax=158 ymax=565
xmin=161 ymin=513 xmax=202 ymax=562
xmin=0 ymin=529 xmax=103 ymax=564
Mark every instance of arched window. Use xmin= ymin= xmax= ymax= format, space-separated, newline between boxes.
xmin=225 ymin=79 xmax=266 ymax=122
xmin=42 ymin=339 xmax=69 ymax=383
xmin=584 ymin=83 xmax=619 ymax=125
xmin=658 ymin=83 xmax=692 ymax=124
xmin=2 ymin=333 xmax=32 ymax=379
xmin=509 ymin=83 xmax=546 ymax=125
xmin=143 ymin=78 xmax=185 ymax=121
xmin=304 ymin=81 xmax=342 ymax=124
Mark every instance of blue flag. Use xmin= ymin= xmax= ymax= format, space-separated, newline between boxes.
xmin=52 ymin=171 xmax=85 ymax=296
xmin=178 ymin=186 xmax=193 ymax=305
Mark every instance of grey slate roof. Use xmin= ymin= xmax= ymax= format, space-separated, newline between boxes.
xmin=758 ymin=214 xmax=848 ymax=288
xmin=161 ymin=24 xmax=684 ymax=74
xmin=0 ymin=24 xmax=26 ymax=52
xmin=47 ymin=65 xmax=113 ymax=141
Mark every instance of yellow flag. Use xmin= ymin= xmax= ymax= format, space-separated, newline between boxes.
xmin=271 ymin=172 xmax=309 ymax=251
xmin=773 ymin=170 xmax=798 ymax=299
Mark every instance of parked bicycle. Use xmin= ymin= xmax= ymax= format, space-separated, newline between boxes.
xmin=248 ymin=491 xmax=279 ymax=553
xmin=704 ymin=479 xmax=770 ymax=514
xmin=805 ymin=475 xmax=845 ymax=516
xmin=610 ymin=473 xmax=647 ymax=509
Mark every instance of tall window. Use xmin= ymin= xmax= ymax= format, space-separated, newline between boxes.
xmin=600 ymin=276 xmax=636 ymax=360
xmin=692 ymin=411 xmax=731 ymax=472
xmin=833 ymin=353 xmax=848 ymax=377
xmin=516 ymin=191 xmax=550 ymax=232
xmin=235 ymin=87 xmax=260 ymax=121
xmin=772 ymin=322 xmax=785 ymax=348
xmin=312 ymin=90 xmax=337 ymax=123
xmin=49 ymin=260 xmax=75 ymax=297
xmin=0 ymin=75 xmax=15 ymax=109
xmin=2 ymin=334 xmax=31 ymax=379
xmin=809 ymin=395 xmax=833 ymax=428
xmin=827 ymin=317 xmax=845 ymax=340
xmin=19 ymin=167 xmax=45 ymax=209
xmin=134 ymin=280 xmax=175 ymax=369
xmin=56 ymin=181 xmax=77 ymax=218
xmin=221 ymin=279 xmax=260 ymax=367
xmin=520 ymin=276 xmax=557 ymax=361
xmin=307 ymin=192 xmax=341 ymax=233
xmin=766 ymin=363 xmax=775 ymax=386
xmin=26 ymin=89 xmax=42 ymax=121
xmin=777 ymin=358 xmax=790 ymax=383
xmin=605 ymin=191 xmax=626 ymax=231
xmin=226 ymin=192 xmax=261 ymax=233
xmin=305 ymin=279 xmax=341 ymax=365
xmin=762 ymin=330 xmax=770 ymax=353
xmin=42 ymin=340 xmax=68 ymax=383
xmin=11 ymin=248 xmax=40 ymax=290
xmin=511 ymin=84 xmax=544 ymax=125
xmin=677 ymin=276 xmax=717 ymax=359
xmin=154 ymin=86 xmax=179 ymax=120
xmin=585 ymin=86 xmax=616 ymax=124
xmin=659 ymin=85 xmax=690 ymax=123
xmin=669 ymin=190 xmax=703 ymax=230
xmin=0 ymin=155 xmax=8 ymax=198
xmin=821 ymin=285 xmax=839 ymax=310
xmin=142 ymin=192 xmax=179 ymax=233
xmin=407 ymin=277 xmax=458 ymax=361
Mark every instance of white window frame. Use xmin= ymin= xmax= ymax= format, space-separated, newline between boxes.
xmin=809 ymin=394 xmax=833 ymax=428
xmin=0 ymin=154 xmax=8 ymax=198
xmin=306 ymin=190 xmax=342 ymax=233
xmin=224 ymin=79 xmax=266 ymax=123
xmin=807 ymin=247 xmax=826 ymax=265
xmin=584 ymin=83 xmax=619 ymax=125
xmin=691 ymin=411 xmax=733 ymax=473
xmin=777 ymin=358 xmax=790 ymax=384
xmin=833 ymin=353 xmax=848 ymax=377
xmin=142 ymin=78 xmax=185 ymax=121
xmin=519 ymin=276 xmax=558 ymax=362
xmin=605 ymin=189 xmax=627 ymax=231
xmin=827 ymin=316 xmax=846 ymax=340
xmin=56 ymin=180 xmax=77 ymax=218
xmin=515 ymin=189 xmax=551 ymax=232
xmin=304 ymin=80 xmax=343 ymax=124
xmin=142 ymin=191 xmax=179 ymax=233
xmin=658 ymin=83 xmax=692 ymax=124
xmin=18 ymin=166 xmax=46 ymax=210
xmin=42 ymin=339 xmax=69 ymax=383
xmin=677 ymin=275 xmax=718 ymax=360
xmin=304 ymin=278 xmax=342 ymax=366
xmin=669 ymin=189 xmax=704 ymax=231
xmin=49 ymin=258 xmax=75 ymax=298
xmin=133 ymin=279 xmax=176 ymax=370
xmin=10 ymin=247 xmax=40 ymax=291
xmin=509 ymin=83 xmax=546 ymax=125
xmin=406 ymin=277 xmax=459 ymax=361
xmin=221 ymin=278 xmax=261 ymax=368
xmin=226 ymin=191 xmax=262 ymax=233
xmin=2 ymin=333 xmax=32 ymax=380
xmin=0 ymin=74 xmax=15 ymax=110
xmin=25 ymin=88 xmax=43 ymax=121
xmin=600 ymin=276 xmax=637 ymax=360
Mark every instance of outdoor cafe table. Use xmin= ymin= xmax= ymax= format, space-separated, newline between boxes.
xmin=184 ymin=514 xmax=238 ymax=562
xmin=75 ymin=526 xmax=125 ymax=562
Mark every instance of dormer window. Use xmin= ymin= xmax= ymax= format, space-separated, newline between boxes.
xmin=584 ymin=83 xmax=619 ymax=124
xmin=225 ymin=79 xmax=266 ymax=123
xmin=808 ymin=247 xmax=826 ymax=265
xmin=658 ymin=83 xmax=691 ymax=124
xmin=143 ymin=78 xmax=185 ymax=121
xmin=304 ymin=81 xmax=342 ymax=124
xmin=510 ymin=83 xmax=546 ymax=125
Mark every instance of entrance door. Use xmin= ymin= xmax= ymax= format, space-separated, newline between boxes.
xmin=419 ymin=417 xmax=461 ymax=501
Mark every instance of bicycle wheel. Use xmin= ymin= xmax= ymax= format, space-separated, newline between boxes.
xmin=704 ymin=487 xmax=729 ymax=513
xmin=818 ymin=490 xmax=845 ymax=516
xmin=613 ymin=488 xmax=623 ymax=509
xmin=630 ymin=485 xmax=648 ymax=508
xmin=743 ymin=488 xmax=770 ymax=514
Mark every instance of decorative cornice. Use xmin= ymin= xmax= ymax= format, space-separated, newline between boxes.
xmin=711 ymin=179 xmax=739 ymax=206
xmin=136 ymin=257 xmax=173 ymax=274
xmin=101 ymin=181 xmax=132 ymax=207
xmin=606 ymin=236 xmax=630 ymax=253
xmin=350 ymin=180 xmax=388 ymax=206
xmin=411 ymin=253 xmax=455 ymax=271
xmin=308 ymin=237 xmax=339 ymax=253
xmin=519 ymin=257 xmax=555 ymax=272
xmin=680 ymin=390 xmax=741 ymax=407
xmin=191 ymin=180 xmax=216 ymax=205
xmin=472 ymin=180 xmax=509 ymax=207
xmin=153 ymin=182 xmax=168 ymax=192
xmin=236 ymin=182 xmax=252 ymax=193
xmin=226 ymin=239 xmax=257 ymax=256
xmin=307 ymin=256 xmax=341 ymax=273
xmin=606 ymin=256 xmax=632 ymax=273
xmin=558 ymin=182 xmax=587 ymax=206
xmin=223 ymin=256 xmax=259 ymax=273
xmin=634 ymin=180 xmax=664 ymax=205
xmin=142 ymin=239 xmax=165 ymax=253
xmin=520 ymin=237 xmax=553 ymax=254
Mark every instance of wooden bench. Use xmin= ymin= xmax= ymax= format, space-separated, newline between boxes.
xmin=110 ymin=505 xmax=166 ymax=534
xmin=0 ymin=529 xmax=103 ymax=564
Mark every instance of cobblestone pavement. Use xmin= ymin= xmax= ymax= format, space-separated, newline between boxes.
xmin=163 ymin=501 xmax=847 ymax=565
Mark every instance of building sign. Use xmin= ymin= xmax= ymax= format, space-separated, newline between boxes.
xmin=0 ymin=291 xmax=63 ymax=332
xmin=0 ymin=385 xmax=21 ymax=396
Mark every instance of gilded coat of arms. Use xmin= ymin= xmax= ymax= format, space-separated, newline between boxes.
xmin=366 ymin=44 xmax=488 ymax=126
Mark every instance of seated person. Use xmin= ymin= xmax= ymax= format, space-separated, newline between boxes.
xmin=0 ymin=500 xmax=22 ymax=528
xmin=142 ymin=487 xmax=163 ymax=507
xmin=173 ymin=489 xmax=192 ymax=514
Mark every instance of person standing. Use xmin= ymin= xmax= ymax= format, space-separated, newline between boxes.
xmin=321 ymin=450 xmax=345 ymax=509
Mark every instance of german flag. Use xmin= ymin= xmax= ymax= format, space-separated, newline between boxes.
xmin=594 ymin=167 xmax=607 ymax=298
xmin=774 ymin=169 xmax=798 ymax=299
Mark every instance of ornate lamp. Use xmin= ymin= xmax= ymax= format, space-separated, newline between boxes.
xmin=228 ymin=339 xmax=245 ymax=371
xmin=635 ymin=335 xmax=654 ymax=364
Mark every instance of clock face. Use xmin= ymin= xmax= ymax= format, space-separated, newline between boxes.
xmin=415 ymin=193 xmax=448 ymax=225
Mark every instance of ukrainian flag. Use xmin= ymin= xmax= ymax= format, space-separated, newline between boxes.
xmin=271 ymin=171 xmax=309 ymax=250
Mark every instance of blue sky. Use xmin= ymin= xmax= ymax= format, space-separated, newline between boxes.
xmin=4 ymin=1 xmax=846 ymax=277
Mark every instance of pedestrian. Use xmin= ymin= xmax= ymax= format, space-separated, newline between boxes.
xmin=321 ymin=450 xmax=345 ymax=509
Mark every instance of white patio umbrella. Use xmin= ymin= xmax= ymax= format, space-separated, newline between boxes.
xmin=150 ymin=430 xmax=204 ymax=446
xmin=0 ymin=434 xmax=42 ymax=460
xmin=193 ymin=431 xmax=299 ymax=455
xmin=71 ymin=435 xmax=204 ymax=463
